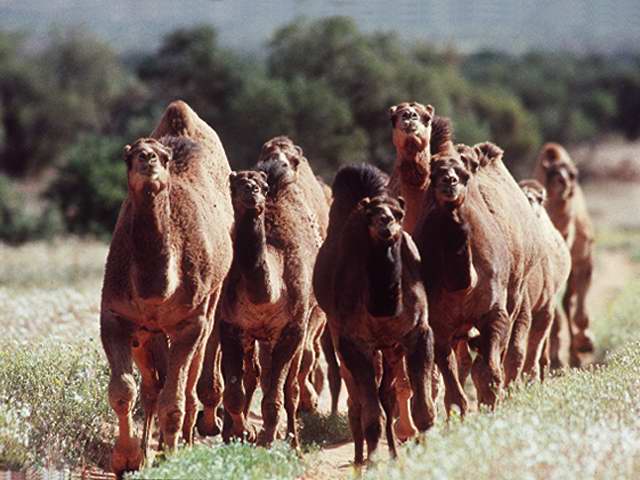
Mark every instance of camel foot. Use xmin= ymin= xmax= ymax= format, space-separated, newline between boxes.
xmin=574 ymin=331 xmax=595 ymax=353
xmin=196 ymin=409 xmax=222 ymax=437
xmin=111 ymin=438 xmax=143 ymax=479
xmin=393 ymin=419 xmax=418 ymax=442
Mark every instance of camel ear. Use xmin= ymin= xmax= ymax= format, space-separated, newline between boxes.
xmin=358 ymin=197 xmax=371 ymax=210
xmin=397 ymin=196 xmax=406 ymax=211
xmin=257 ymin=171 xmax=269 ymax=192
xmin=294 ymin=145 xmax=304 ymax=157
xmin=156 ymin=143 xmax=173 ymax=166
xmin=474 ymin=142 xmax=503 ymax=166
xmin=457 ymin=145 xmax=479 ymax=174
xmin=123 ymin=144 xmax=132 ymax=169
xmin=423 ymin=104 xmax=435 ymax=122
xmin=289 ymin=155 xmax=301 ymax=171
xmin=388 ymin=105 xmax=398 ymax=125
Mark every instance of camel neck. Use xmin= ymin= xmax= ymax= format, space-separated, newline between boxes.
xmin=545 ymin=196 xmax=573 ymax=239
xmin=366 ymin=239 xmax=403 ymax=318
xmin=130 ymin=187 xmax=174 ymax=300
xmin=397 ymin=145 xmax=431 ymax=189
xmin=234 ymin=210 xmax=273 ymax=304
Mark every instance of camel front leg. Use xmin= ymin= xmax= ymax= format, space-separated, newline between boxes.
xmin=101 ymin=311 xmax=142 ymax=478
xmin=321 ymin=327 xmax=342 ymax=415
xmin=435 ymin=340 xmax=468 ymax=418
xmin=405 ymin=325 xmax=436 ymax=432
xmin=258 ymin=321 xmax=305 ymax=447
xmin=472 ymin=308 xmax=510 ymax=409
xmin=157 ymin=311 xmax=209 ymax=451
xmin=504 ymin=294 xmax=532 ymax=387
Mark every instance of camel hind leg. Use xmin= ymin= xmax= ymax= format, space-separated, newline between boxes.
xmin=321 ymin=328 xmax=342 ymax=415
xmin=196 ymin=315 xmax=223 ymax=437
xmin=504 ymin=294 xmax=532 ymax=388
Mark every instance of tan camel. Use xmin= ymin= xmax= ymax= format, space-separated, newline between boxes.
xmin=100 ymin=101 xmax=234 ymax=477
xmin=503 ymin=180 xmax=572 ymax=384
xmin=220 ymin=158 xmax=322 ymax=448
xmin=257 ymin=136 xmax=331 ymax=413
xmin=534 ymin=143 xmax=595 ymax=367
xmin=387 ymin=101 xmax=453 ymax=234
xmin=415 ymin=143 xmax=545 ymax=415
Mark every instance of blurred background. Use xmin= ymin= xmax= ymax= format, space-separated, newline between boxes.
xmin=1 ymin=0 xmax=640 ymax=242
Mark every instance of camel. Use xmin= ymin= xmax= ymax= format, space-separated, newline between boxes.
xmin=387 ymin=101 xmax=453 ymax=234
xmin=257 ymin=135 xmax=331 ymax=413
xmin=503 ymin=180 xmax=572 ymax=384
xmin=414 ymin=142 xmax=545 ymax=415
xmin=534 ymin=143 xmax=595 ymax=367
xmin=100 ymin=101 xmax=234 ymax=477
xmin=315 ymin=164 xmax=436 ymax=465
xmin=220 ymin=157 xmax=322 ymax=448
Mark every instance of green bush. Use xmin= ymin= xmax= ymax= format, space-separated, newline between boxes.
xmin=0 ymin=339 xmax=112 ymax=470
xmin=47 ymin=134 xmax=126 ymax=236
xmin=131 ymin=442 xmax=304 ymax=480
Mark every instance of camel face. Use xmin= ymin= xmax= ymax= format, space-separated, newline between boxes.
xmin=431 ymin=156 xmax=470 ymax=207
xmin=230 ymin=171 xmax=268 ymax=214
xmin=543 ymin=161 xmax=577 ymax=200
xmin=362 ymin=197 xmax=405 ymax=245
xmin=389 ymin=102 xmax=433 ymax=152
xmin=124 ymin=138 xmax=172 ymax=194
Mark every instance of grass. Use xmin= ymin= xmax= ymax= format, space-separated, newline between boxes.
xmin=0 ymin=339 xmax=113 ymax=470
xmin=367 ymin=266 xmax=640 ymax=480
xmin=368 ymin=341 xmax=640 ymax=480
xmin=128 ymin=442 xmax=304 ymax=480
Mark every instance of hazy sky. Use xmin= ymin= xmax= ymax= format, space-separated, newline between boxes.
xmin=1 ymin=0 xmax=639 ymax=54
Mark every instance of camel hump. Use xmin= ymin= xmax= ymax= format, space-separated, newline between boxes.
xmin=151 ymin=100 xmax=221 ymax=145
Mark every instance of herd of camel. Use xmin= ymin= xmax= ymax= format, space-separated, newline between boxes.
xmin=99 ymin=100 xmax=595 ymax=477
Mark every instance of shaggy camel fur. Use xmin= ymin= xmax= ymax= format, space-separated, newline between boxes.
xmin=316 ymin=164 xmax=435 ymax=465
xmin=415 ymin=143 xmax=544 ymax=415
xmin=100 ymin=101 xmax=233 ymax=477
xmin=220 ymin=161 xmax=322 ymax=448
xmin=388 ymin=101 xmax=453 ymax=234
xmin=503 ymin=180 xmax=571 ymax=384
xmin=534 ymin=143 xmax=595 ymax=367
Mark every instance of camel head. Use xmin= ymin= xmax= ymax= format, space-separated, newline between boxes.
xmin=359 ymin=196 xmax=405 ymax=246
xmin=229 ymin=170 xmax=269 ymax=216
xmin=541 ymin=158 xmax=578 ymax=201
xmin=124 ymin=138 xmax=172 ymax=195
xmin=430 ymin=144 xmax=476 ymax=209
xmin=519 ymin=179 xmax=547 ymax=215
xmin=257 ymin=136 xmax=303 ymax=173
xmin=389 ymin=102 xmax=434 ymax=154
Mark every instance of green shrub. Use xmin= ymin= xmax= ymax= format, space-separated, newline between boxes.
xmin=299 ymin=411 xmax=351 ymax=448
xmin=130 ymin=442 xmax=304 ymax=480
xmin=0 ymin=339 xmax=112 ymax=470
xmin=47 ymin=134 xmax=126 ymax=237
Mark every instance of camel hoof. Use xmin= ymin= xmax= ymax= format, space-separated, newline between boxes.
xmin=393 ymin=419 xmax=418 ymax=442
xmin=111 ymin=438 xmax=143 ymax=478
xmin=574 ymin=331 xmax=595 ymax=353
xmin=256 ymin=430 xmax=274 ymax=448
xmin=196 ymin=409 xmax=222 ymax=437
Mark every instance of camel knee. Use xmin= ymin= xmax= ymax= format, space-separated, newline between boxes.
xmin=109 ymin=374 xmax=137 ymax=415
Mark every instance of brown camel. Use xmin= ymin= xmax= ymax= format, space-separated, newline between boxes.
xmin=315 ymin=164 xmax=436 ymax=465
xmin=503 ymin=180 xmax=571 ymax=384
xmin=415 ymin=142 xmax=544 ymax=415
xmin=387 ymin=101 xmax=453 ymax=234
xmin=100 ymin=101 xmax=234 ymax=477
xmin=257 ymin=135 xmax=331 ymax=413
xmin=534 ymin=143 xmax=595 ymax=367
xmin=220 ymin=158 xmax=322 ymax=448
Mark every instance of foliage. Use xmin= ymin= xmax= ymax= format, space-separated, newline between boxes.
xmin=130 ymin=442 xmax=304 ymax=480
xmin=299 ymin=412 xmax=351 ymax=448
xmin=0 ymin=339 xmax=112 ymax=470
xmin=2 ymin=19 xmax=640 ymax=236
xmin=47 ymin=134 xmax=126 ymax=237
